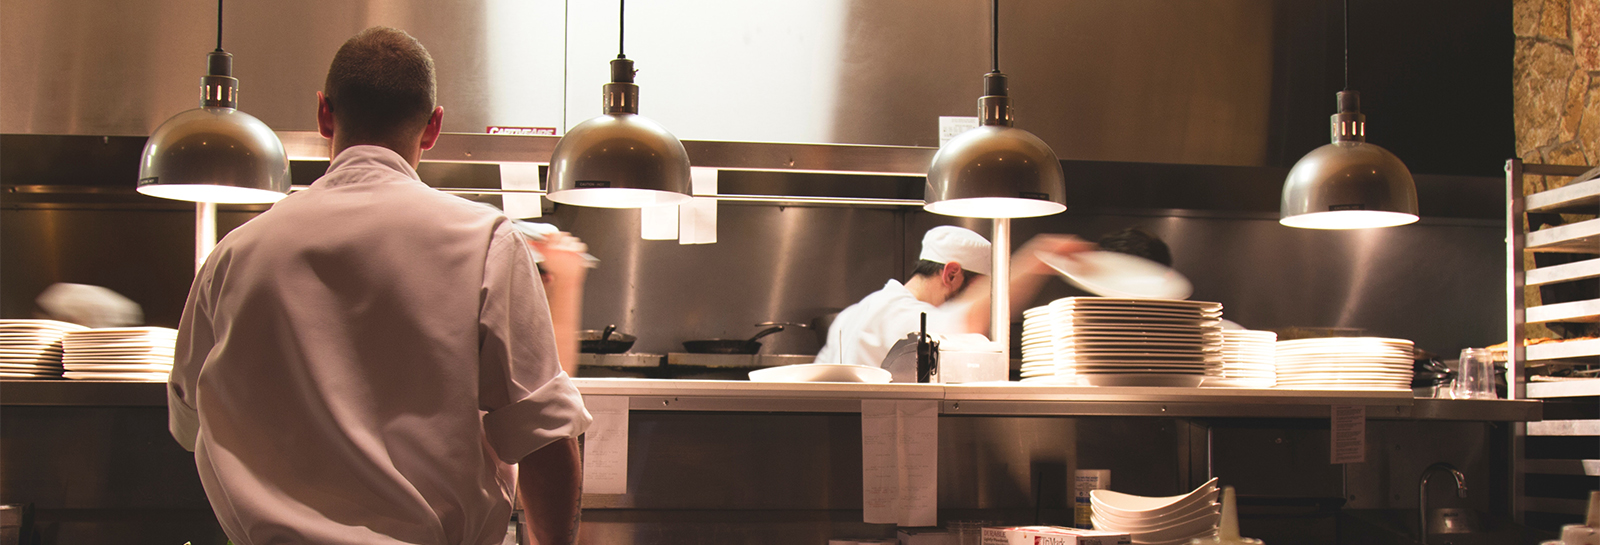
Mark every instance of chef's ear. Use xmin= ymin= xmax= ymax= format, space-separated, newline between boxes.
xmin=316 ymin=92 xmax=335 ymax=139
xmin=941 ymin=261 xmax=964 ymax=286
xmin=419 ymin=106 xmax=445 ymax=150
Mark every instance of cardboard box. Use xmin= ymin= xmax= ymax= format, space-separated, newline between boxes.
xmin=979 ymin=525 xmax=1131 ymax=545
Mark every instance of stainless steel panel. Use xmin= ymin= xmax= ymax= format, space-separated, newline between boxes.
xmin=0 ymin=0 xmax=564 ymax=136
xmin=0 ymin=207 xmax=257 ymax=328
xmin=4 ymin=0 xmax=1271 ymax=166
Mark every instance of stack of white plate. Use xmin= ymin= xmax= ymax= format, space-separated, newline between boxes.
xmin=1091 ymin=478 xmax=1220 ymax=545
xmin=62 ymin=327 xmax=178 ymax=381
xmin=1274 ymin=337 xmax=1414 ymax=391
xmin=0 ymin=319 xmax=88 ymax=379
xmin=1019 ymin=298 xmax=1223 ymax=387
xmin=1205 ymin=330 xmax=1277 ymax=388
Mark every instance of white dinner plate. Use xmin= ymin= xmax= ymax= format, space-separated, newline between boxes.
xmin=748 ymin=363 xmax=891 ymax=383
xmin=1038 ymin=251 xmax=1195 ymax=299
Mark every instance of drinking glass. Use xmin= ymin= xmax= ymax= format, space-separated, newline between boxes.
xmin=1452 ymin=348 xmax=1498 ymax=400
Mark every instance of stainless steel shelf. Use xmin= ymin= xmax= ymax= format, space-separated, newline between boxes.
xmin=1526 ymin=378 xmax=1600 ymax=398
xmin=1525 ymin=298 xmax=1600 ymax=324
xmin=276 ymin=131 xmax=937 ymax=176
xmin=1526 ymin=419 xmax=1600 ymax=436
xmin=579 ymin=353 xmax=664 ymax=368
xmin=1526 ymin=339 xmax=1600 ymax=361
xmin=0 ymin=379 xmax=1545 ymax=421
xmin=1525 ymin=259 xmax=1600 ymax=286
xmin=665 ymin=353 xmax=816 ymax=369
xmin=1526 ymin=218 xmax=1600 ymax=253
xmin=1527 ymin=176 xmax=1600 ymax=215
xmin=1522 ymin=459 xmax=1600 ymax=476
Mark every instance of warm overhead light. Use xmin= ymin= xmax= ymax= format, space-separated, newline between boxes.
xmin=1279 ymin=0 xmax=1416 ymax=230
xmin=137 ymin=0 xmax=288 ymax=204
xmin=924 ymin=0 xmax=1065 ymax=220
xmin=545 ymin=0 xmax=691 ymax=209
xmin=924 ymin=0 xmax=1066 ymax=367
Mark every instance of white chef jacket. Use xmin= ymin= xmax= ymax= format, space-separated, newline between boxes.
xmin=168 ymin=145 xmax=592 ymax=545
xmin=815 ymin=279 xmax=973 ymax=368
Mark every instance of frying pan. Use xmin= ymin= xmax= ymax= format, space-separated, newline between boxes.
xmin=683 ymin=324 xmax=788 ymax=355
xmin=580 ymin=325 xmax=637 ymax=354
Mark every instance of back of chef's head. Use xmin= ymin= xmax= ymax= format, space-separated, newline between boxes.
xmin=324 ymin=27 xmax=436 ymax=149
xmin=919 ymin=226 xmax=992 ymax=277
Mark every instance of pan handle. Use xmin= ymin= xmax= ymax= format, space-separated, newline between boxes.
xmin=746 ymin=325 xmax=787 ymax=343
xmin=600 ymin=324 xmax=617 ymax=342
xmin=755 ymin=321 xmax=810 ymax=330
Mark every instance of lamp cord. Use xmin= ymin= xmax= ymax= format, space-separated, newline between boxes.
xmin=215 ymin=0 xmax=224 ymax=52
xmin=990 ymin=0 xmax=999 ymax=73
xmin=617 ymin=0 xmax=626 ymax=59
xmin=1342 ymin=0 xmax=1349 ymax=91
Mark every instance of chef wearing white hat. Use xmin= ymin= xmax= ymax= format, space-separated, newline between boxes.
xmin=816 ymin=226 xmax=1088 ymax=369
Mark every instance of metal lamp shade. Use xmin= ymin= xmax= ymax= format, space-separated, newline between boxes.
xmin=1279 ymin=141 xmax=1418 ymax=229
xmin=925 ymin=125 xmax=1066 ymax=218
xmin=138 ymin=106 xmax=290 ymax=204
xmin=546 ymin=113 xmax=693 ymax=209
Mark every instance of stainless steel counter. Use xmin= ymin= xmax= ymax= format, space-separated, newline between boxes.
xmin=0 ymin=379 xmax=1544 ymax=421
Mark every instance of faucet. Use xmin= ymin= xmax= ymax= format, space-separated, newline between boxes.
xmin=1419 ymin=462 xmax=1468 ymax=544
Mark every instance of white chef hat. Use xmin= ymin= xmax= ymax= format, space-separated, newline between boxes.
xmin=919 ymin=226 xmax=992 ymax=276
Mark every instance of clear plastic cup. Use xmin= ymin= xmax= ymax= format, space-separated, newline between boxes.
xmin=1451 ymin=348 xmax=1498 ymax=400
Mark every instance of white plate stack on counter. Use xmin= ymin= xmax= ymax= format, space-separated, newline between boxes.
xmin=62 ymin=327 xmax=178 ymax=381
xmin=1091 ymin=478 xmax=1221 ymax=545
xmin=1273 ymin=337 xmax=1414 ymax=391
xmin=1204 ymin=330 xmax=1278 ymax=388
xmin=0 ymin=319 xmax=88 ymax=379
xmin=1019 ymin=297 xmax=1224 ymax=387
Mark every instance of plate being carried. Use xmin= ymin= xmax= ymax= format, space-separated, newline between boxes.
xmin=1036 ymin=253 xmax=1194 ymax=300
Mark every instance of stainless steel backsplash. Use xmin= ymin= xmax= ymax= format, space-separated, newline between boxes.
xmin=1 ymin=134 xmax=1507 ymax=358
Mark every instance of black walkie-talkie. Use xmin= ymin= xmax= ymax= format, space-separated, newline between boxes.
xmin=916 ymin=312 xmax=939 ymax=383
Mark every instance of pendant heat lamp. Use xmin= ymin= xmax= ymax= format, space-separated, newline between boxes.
xmin=137 ymin=0 xmax=289 ymax=204
xmin=924 ymin=0 xmax=1066 ymax=219
xmin=546 ymin=0 xmax=692 ymax=209
xmin=1279 ymin=0 xmax=1417 ymax=229
xmin=924 ymin=0 xmax=1066 ymax=365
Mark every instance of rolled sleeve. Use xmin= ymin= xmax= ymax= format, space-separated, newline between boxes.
xmin=168 ymin=265 xmax=214 ymax=452
xmin=482 ymin=373 xmax=590 ymax=464
xmin=478 ymin=223 xmax=592 ymax=464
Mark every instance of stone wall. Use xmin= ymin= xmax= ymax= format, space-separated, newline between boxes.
xmin=1513 ymin=0 xmax=1596 ymax=338
xmin=1514 ymin=0 xmax=1599 ymax=181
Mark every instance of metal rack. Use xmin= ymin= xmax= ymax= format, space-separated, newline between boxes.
xmin=1505 ymin=159 xmax=1599 ymax=398
xmin=1505 ymin=159 xmax=1599 ymax=528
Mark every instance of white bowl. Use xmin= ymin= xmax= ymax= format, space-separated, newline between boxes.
xmin=1092 ymin=502 xmax=1219 ymax=531
xmin=1089 ymin=478 xmax=1218 ymax=518
xmin=1127 ymin=511 xmax=1218 ymax=542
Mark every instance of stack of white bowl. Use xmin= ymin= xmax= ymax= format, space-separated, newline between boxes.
xmin=1090 ymin=478 xmax=1220 ymax=545
xmin=1205 ymin=330 xmax=1277 ymax=388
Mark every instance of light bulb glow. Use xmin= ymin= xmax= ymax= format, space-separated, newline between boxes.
xmin=1279 ymin=210 xmax=1418 ymax=229
xmin=136 ymin=184 xmax=288 ymax=204
xmin=923 ymin=197 xmax=1065 ymax=219
xmin=546 ymin=187 xmax=693 ymax=208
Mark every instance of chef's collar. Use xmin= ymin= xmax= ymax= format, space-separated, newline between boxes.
xmin=315 ymin=145 xmax=423 ymax=188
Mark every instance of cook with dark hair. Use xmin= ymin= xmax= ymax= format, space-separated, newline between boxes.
xmin=168 ymin=27 xmax=590 ymax=545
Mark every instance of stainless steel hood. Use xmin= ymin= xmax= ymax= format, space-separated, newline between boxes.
xmin=3 ymin=0 xmax=1276 ymax=167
